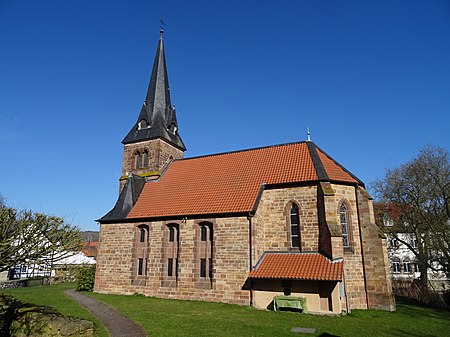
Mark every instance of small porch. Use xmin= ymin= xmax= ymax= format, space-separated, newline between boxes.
xmin=248 ymin=252 xmax=343 ymax=314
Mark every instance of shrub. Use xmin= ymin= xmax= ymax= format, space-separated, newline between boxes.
xmin=76 ymin=265 xmax=96 ymax=292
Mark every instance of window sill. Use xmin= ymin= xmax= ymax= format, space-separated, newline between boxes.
xmin=195 ymin=279 xmax=213 ymax=290
xmin=161 ymin=278 xmax=178 ymax=288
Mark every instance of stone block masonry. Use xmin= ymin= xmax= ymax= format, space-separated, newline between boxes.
xmin=95 ymin=216 xmax=252 ymax=305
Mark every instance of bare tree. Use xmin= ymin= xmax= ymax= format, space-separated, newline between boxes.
xmin=0 ymin=196 xmax=82 ymax=274
xmin=372 ymin=145 xmax=450 ymax=286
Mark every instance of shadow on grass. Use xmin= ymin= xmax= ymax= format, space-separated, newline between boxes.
xmin=396 ymin=296 xmax=450 ymax=321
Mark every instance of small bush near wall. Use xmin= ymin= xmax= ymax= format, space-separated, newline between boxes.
xmin=76 ymin=266 xmax=96 ymax=292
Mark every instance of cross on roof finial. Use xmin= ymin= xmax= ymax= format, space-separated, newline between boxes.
xmin=159 ymin=18 xmax=166 ymax=34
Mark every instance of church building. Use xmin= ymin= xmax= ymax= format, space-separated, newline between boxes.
xmin=94 ymin=31 xmax=395 ymax=314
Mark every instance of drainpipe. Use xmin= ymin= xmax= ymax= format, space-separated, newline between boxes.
xmin=247 ymin=213 xmax=254 ymax=307
xmin=355 ymin=185 xmax=370 ymax=309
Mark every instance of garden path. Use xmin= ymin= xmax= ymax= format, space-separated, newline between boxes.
xmin=64 ymin=289 xmax=147 ymax=337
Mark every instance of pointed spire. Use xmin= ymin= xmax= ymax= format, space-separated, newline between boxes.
xmin=306 ymin=127 xmax=311 ymax=142
xmin=122 ymin=31 xmax=186 ymax=151
xmin=144 ymin=29 xmax=171 ymax=117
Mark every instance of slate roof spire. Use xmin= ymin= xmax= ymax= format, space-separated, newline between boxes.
xmin=122 ymin=30 xmax=186 ymax=151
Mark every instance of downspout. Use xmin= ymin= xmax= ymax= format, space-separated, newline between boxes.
xmin=355 ymin=185 xmax=370 ymax=309
xmin=247 ymin=213 xmax=254 ymax=307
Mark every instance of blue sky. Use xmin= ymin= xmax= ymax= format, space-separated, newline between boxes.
xmin=1 ymin=0 xmax=449 ymax=231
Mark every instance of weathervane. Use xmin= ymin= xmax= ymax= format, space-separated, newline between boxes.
xmin=159 ymin=18 xmax=166 ymax=33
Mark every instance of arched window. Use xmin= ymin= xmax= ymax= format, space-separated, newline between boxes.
xmin=135 ymin=151 xmax=142 ymax=169
xmin=340 ymin=203 xmax=350 ymax=248
xmin=142 ymin=150 xmax=149 ymax=167
xmin=134 ymin=225 xmax=149 ymax=279
xmin=166 ymin=224 xmax=179 ymax=280
xmin=383 ymin=213 xmax=394 ymax=227
xmin=390 ymin=237 xmax=399 ymax=249
xmin=138 ymin=225 xmax=149 ymax=243
xmin=138 ymin=119 xmax=149 ymax=130
xmin=197 ymin=222 xmax=213 ymax=283
xmin=290 ymin=204 xmax=300 ymax=249
xmin=392 ymin=257 xmax=401 ymax=273
xmin=403 ymin=258 xmax=412 ymax=273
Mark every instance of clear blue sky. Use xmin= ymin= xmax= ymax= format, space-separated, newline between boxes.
xmin=1 ymin=0 xmax=449 ymax=231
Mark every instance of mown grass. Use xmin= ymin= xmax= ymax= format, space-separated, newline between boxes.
xmin=88 ymin=292 xmax=450 ymax=337
xmin=3 ymin=283 xmax=450 ymax=337
xmin=1 ymin=283 xmax=109 ymax=337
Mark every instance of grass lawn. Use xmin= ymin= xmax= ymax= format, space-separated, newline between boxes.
xmin=88 ymin=292 xmax=450 ymax=337
xmin=3 ymin=283 xmax=450 ymax=337
xmin=1 ymin=283 xmax=109 ymax=337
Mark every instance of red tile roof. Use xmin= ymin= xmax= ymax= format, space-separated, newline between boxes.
xmin=316 ymin=148 xmax=355 ymax=182
xmin=249 ymin=252 xmax=343 ymax=281
xmin=82 ymin=242 xmax=99 ymax=258
xmin=127 ymin=142 xmax=359 ymax=219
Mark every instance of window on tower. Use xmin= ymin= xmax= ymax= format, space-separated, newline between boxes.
xmin=135 ymin=151 xmax=142 ymax=169
xmin=142 ymin=149 xmax=149 ymax=167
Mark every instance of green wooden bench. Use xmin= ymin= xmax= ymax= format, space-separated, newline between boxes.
xmin=273 ymin=295 xmax=307 ymax=313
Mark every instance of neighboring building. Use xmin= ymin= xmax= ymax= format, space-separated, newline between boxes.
xmin=82 ymin=241 xmax=99 ymax=259
xmin=5 ymin=252 xmax=96 ymax=281
xmin=374 ymin=203 xmax=449 ymax=291
xmin=94 ymin=31 xmax=395 ymax=313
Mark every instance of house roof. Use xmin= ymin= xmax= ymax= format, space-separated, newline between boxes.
xmin=249 ymin=252 xmax=343 ymax=281
xmin=120 ymin=141 xmax=361 ymax=221
xmin=82 ymin=241 xmax=99 ymax=258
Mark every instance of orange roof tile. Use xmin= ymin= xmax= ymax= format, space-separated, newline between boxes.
xmin=249 ymin=252 xmax=343 ymax=281
xmin=127 ymin=142 xmax=358 ymax=219
xmin=316 ymin=148 xmax=357 ymax=182
xmin=82 ymin=242 xmax=99 ymax=258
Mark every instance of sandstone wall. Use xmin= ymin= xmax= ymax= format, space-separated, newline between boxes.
xmin=357 ymin=187 xmax=395 ymax=310
xmin=120 ymin=139 xmax=184 ymax=191
xmin=95 ymin=216 xmax=251 ymax=305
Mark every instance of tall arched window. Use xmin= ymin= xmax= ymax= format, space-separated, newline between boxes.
xmin=134 ymin=225 xmax=149 ymax=281
xmin=142 ymin=150 xmax=149 ymax=168
xmin=340 ymin=203 xmax=350 ymax=248
xmin=197 ymin=222 xmax=213 ymax=282
xmin=135 ymin=151 xmax=142 ymax=169
xmin=290 ymin=204 xmax=301 ymax=249
xmin=166 ymin=224 xmax=179 ymax=280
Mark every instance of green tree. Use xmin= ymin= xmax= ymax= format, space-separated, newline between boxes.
xmin=0 ymin=196 xmax=82 ymax=274
xmin=372 ymin=145 xmax=450 ymax=286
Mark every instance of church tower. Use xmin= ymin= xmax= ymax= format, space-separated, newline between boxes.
xmin=120 ymin=30 xmax=186 ymax=191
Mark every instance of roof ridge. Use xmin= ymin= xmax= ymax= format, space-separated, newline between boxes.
xmin=177 ymin=140 xmax=309 ymax=162
xmin=314 ymin=144 xmax=364 ymax=186
xmin=306 ymin=142 xmax=329 ymax=180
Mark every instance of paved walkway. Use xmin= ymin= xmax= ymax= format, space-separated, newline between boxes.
xmin=64 ymin=289 xmax=147 ymax=337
